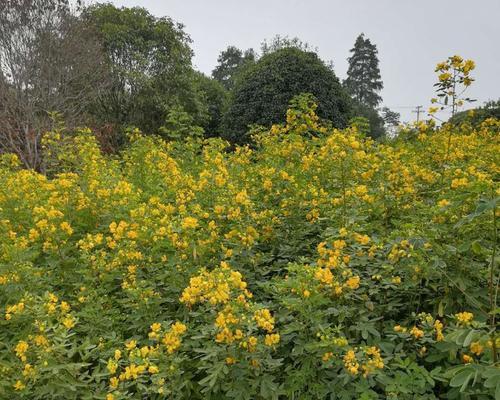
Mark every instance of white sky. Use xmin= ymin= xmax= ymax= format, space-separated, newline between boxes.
xmin=103 ymin=0 xmax=500 ymax=122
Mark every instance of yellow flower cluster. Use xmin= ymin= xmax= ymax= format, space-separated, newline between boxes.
xmin=455 ymin=312 xmax=474 ymax=326
xmin=343 ymin=346 xmax=384 ymax=377
xmin=180 ymin=262 xmax=251 ymax=305
xmin=253 ymin=309 xmax=275 ymax=333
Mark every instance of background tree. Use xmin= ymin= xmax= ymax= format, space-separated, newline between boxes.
xmin=351 ymin=103 xmax=385 ymax=139
xmin=158 ymin=105 xmax=204 ymax=141
xmin=381 ymin=106 xmax=400 ymax=136
xmin=344 ymin=33 xmax=383 ymax=108
xmin=211 ymin=46 xmax=256 ymax=91
xmin=85 ymin=4 xmax=207 ymax=136
xmin=260 ymin=34 xmax=317 ymax=55
xmin=193 ymin=72 xmax=229 ymax=137
xmin=222 ymin=47 xmax=352 ymax=143
xmin=448 ymin=99 xmax=500 ymax=128
xmin=0 ymin=0 xmax=110 ymax=169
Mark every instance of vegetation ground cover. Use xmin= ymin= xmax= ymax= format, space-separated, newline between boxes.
xmin=0 ymin=96 xmax=498 ymax=399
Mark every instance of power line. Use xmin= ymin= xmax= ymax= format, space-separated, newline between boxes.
xmin=385 ymin=105 xmax=422 ymax=109
xmin=412 ymin=105 xmax=425 ymax=123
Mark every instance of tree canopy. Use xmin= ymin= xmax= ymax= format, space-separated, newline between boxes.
xmin=222 ymin=47 xmax=352 ymax=143
xmin=344 ymin=33 xmax=383 ymax=109
xmin=84 ymin=3 xmax=207 ymax=134
xmin=211 ymin=46 xmax=256 ymax=91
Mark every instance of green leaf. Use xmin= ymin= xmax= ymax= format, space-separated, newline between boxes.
xmin=449 ymin=368 xmax=474 ymax=391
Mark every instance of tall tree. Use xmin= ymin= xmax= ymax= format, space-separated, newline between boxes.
xmin=211 ymin=46 xmax=255 ymax=91
xmin=85 ymin=4 xmax=207 ymax=135
xmin=344 ymin=33 xmax=383 ymax=108
xmin=0 ymin=0 xmax=110 ymax=169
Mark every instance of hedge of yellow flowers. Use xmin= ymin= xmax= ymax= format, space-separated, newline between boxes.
xmin=0 ymin=97 xmax=499 ymax=399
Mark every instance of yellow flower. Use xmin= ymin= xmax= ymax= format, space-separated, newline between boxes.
xmin=438 ymin=72 xmax=452 ymax=82
xmin=60 ymin=301 xmax=71 ymax=313
xmin=181 ymin=217 xmax=198 ymax=229
xmin=107 ymin=359 xmax=118 ymax=374
xmin=264 ymin=333 xmax=280 ymax=347
xmin=254 ymin=309 xmax=275 ymax=332
xmin=470 ymin=341 xmax=483 ymax=356
xmin=455 ymin=312 xmax=473 ymax=326
xmin=62 ymin=316 xmax=75 ymax=329
xmin=462 ymin=354 xmax=473 ymax=363
xmin=343 ymin=350 xmax=359 ymax=375
xmin=438 ymin=199 xmax=450 ymax=207
xmin=409 ymin=326 xmax=424 ymax=339
xmin=14 ymin=380 xmax=25 ymax=390
xmin=125 ymin=340 xmax=137 ymax=351
xmin=345 ymin=276 xmax=360 ymax=290
xmin=148 ymin=365 xmax=159 ymax=374
xmin=15 ymin=340 xmax=29 ymax=360
xmin=110 ymin=377 xmax=119 ymax=388
xmin=171 ymin=321 xmax=187 ymax=335
xmin=60 ymin=221 xmax=73 ymax=235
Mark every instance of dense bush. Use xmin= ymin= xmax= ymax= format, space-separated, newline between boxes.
xmin=0 ymin=99 xmax=498 ymax=399
xmin=223 ymin=48 xmax=352 ymax=143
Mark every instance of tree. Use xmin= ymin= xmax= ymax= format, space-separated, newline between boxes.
xmin=85 ymin=4 xmax=207 ymax=135
xmin=381 ymin=107 xmax=400 ymax=136
xmin=351 ymin=102 xmax=385 ymax=139
xmin=193 ymin=72 xmax=228 ymax=137
xmin=0 ymin=0 xmax=110 ymax=169
xmin=381 ymin=107 xmax=400 ymax=127
xmin=211 ymin=46 xmax=256 ymax=91
xmin=260 ymin=34 xmax=317 ymax=55
xmin=158 ymin=105 xmax=204 ymax=141
xmin=448 ymin=99 xmax=500 ymax=128
xmin=344 ymin=33 xmax=383 ymax=108
xmin=222 ymin=47 xmax=352 ymax=144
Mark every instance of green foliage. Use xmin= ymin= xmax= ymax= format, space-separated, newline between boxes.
xmin=212 ymin=46 xmax=256 ymax=91
xmin=85 ymin=3 xmax=208 ymax=135
xmin=193 ymin=72 xmax=229 ymax=137
xmin=158 ymin=105 xmax=204 ymax=141
xmin=344 ymin=33 xmax=384 ymax=109
xmin=0 ymin=101 xmax=499 ymax=398
xmin=449 ymin=100 xmax=500 ymax=128
xmin=351 ymin=102 xmax=386 ymax=139
xmin=260 ymin=34 xmax=317 ymax=55
xmin=222 ymin=47 xmax=352 ymax=144
xmin=349 ymin=116 xmax=371 ymax=136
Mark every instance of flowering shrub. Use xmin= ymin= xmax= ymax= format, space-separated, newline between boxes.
xmin=0 ymin=97 xmax=499 ymax=399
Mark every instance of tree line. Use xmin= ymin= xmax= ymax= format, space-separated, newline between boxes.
xmin=0 ymin=0 xmax=398 ymax=169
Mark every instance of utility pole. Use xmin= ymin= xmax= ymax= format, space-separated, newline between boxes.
xmin=412 ymin=105 xmax=424 ymax=123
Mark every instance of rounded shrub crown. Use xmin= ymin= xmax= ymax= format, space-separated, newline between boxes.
xmin=223 ymin=47 xmax=352 ymax=143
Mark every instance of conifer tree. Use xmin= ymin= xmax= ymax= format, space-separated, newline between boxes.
xmin=344 ymin=33 xmax=383 ymax=108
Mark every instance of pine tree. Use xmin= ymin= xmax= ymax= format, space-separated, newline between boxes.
xmin=344 ymin=34 xmax=383 ymax=108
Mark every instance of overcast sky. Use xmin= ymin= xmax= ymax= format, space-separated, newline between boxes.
xmin=104 ymin=0 xmax=500 ymax=122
